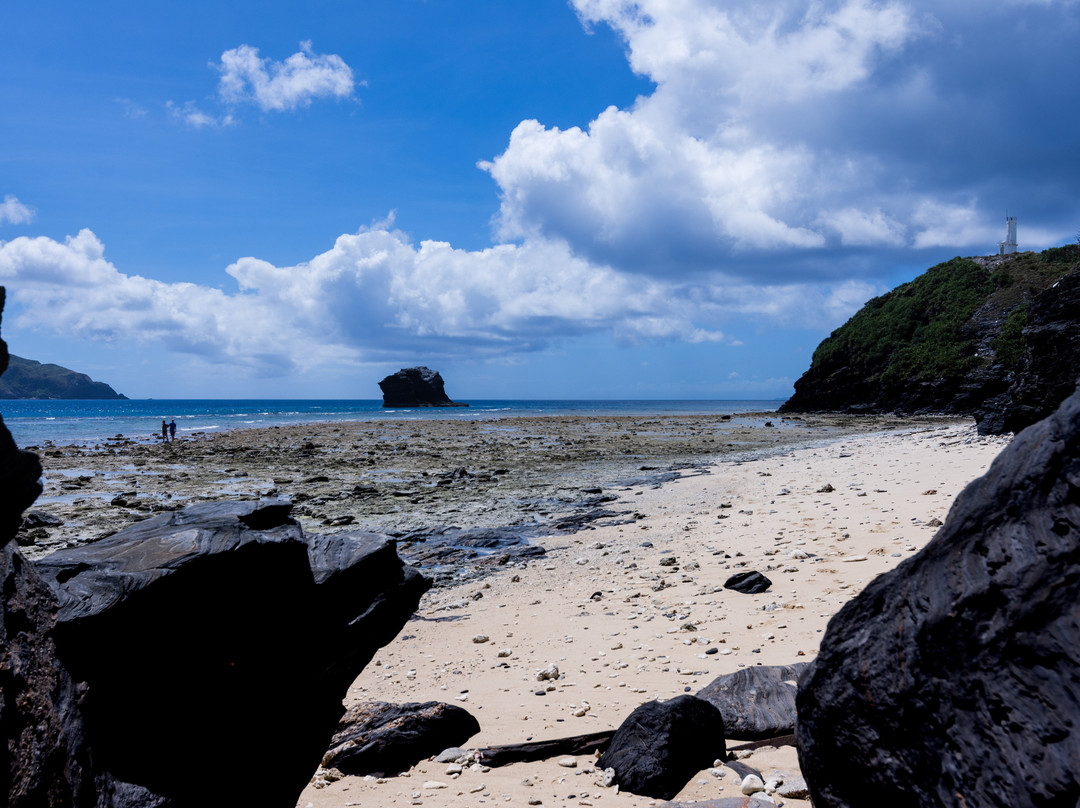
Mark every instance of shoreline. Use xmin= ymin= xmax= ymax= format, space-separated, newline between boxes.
xmin=3 ymin=398 xmax=786 ymax=450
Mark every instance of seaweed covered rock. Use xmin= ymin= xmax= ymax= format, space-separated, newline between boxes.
xmin=797 ymin=380 xmax=1080 ymax=806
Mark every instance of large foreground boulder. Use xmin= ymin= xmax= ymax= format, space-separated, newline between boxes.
xmin=34 ymin=501 xmax=430 ymax=808
xmin=797 ymin=380 xmax=1080 ymax=806
xmin=378 ymin=366 xmax=467 ymax=407
xmin=597 ymin=695 xmax=726 ymax=800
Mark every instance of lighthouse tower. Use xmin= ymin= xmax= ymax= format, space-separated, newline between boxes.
xmin=998 ymin=215 xmax=1018 ymax=255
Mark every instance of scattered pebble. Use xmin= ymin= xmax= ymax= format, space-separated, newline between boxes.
xmin=536 ymin=663 xmax=560 ymax=681
xmin=741 ymin=774 xmax=765 ymax=795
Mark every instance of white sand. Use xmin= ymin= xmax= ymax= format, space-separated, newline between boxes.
xmin=297 ymin=420 xmax=1010 ymax=808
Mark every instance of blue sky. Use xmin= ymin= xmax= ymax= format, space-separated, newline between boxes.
xmin=2 ymin=0 xmax=1078 ymax=400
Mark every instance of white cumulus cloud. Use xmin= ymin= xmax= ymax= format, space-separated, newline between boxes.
xmin=911 ymin=199 xmax=999 ymax=249
xmin=482 ymin=0 xmax=926 ymax=276
xmin=0 ymin=195 xmax=34 ymax=226
xmin=0 ymin=225 xmax=872 ymax=375
xmin=217 ymin=40 xmax=357 ymax=111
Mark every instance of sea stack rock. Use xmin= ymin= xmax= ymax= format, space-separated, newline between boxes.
xmin=378 ymin=366 xmax=467 ymax=408
xmin=796 ymin=378 xmax=1080 ymax=807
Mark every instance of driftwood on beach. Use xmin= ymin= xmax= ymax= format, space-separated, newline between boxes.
xmin=476 ymin=730 xmax=617 ymax=767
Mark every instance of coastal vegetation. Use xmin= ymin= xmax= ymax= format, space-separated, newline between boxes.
xmin=807 ymin=248 xmax=1075 ymax=387
xmin=781 ymin=244 xmax=1080 ymax=432
xmin=0 ymin=355 xmax=127 ymax=400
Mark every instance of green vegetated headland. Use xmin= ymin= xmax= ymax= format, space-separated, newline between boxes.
xmin=781 ymin=244 xmax=1080 ymax=434
xmin=0 ymin=355 xmax=127 ymax=400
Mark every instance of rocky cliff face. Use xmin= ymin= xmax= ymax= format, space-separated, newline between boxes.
xmin=780 ymin=247 xmax=1080 ymax=434
xmin=1 ymin=286 xmax=158 ymax=807
xmin=0 ymin=354 xmax=127 ymax=399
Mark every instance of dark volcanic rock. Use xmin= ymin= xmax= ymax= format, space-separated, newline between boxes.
xmin=1 ymin=534 xmax=94 ymax=807
xmin=378 ymin=366 xmax=467 ymax=408
xmin=322 ymin=701 xmax=481 ymax=775
xmin=22 ymin=509 xmax=63 ymax=528
xmin=696 ymin=663 xmax=808 ymax=740
xmin=597 ymin=695 xmax=726 ymax=800
xmin=974 ymin=269 xmax=1080 ymax=434
xmin=723 ymin=570 xmax=772 ymax=594
xmin=1 ymin=541 xmax=167 ymax=808
xmin=34 ymin=500 xmax=430 ymax=808
xmin=796 ymin=381 xmax=1080 ymax=807
xmin=1 ymin=286 xmax=162 ymax=807
xmin=0 ymin=291 xmax=43 ymax=542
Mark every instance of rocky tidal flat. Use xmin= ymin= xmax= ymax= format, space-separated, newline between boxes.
xmin=21 ymin=412 xmax=945 ymax=565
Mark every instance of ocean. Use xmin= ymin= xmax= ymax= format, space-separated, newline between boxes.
xmin=1 ymin=399 xmax=781 ymax=448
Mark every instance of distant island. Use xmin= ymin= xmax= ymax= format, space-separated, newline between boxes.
xmin=0 ymin=355 xmax=128 ymax=400
xmin=781 ymin=245 xmax=1080 ymax=434
xmin=378 ymin=366 xmax=467 ymax=408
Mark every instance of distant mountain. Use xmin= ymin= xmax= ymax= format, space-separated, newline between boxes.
xmin=0 ymin=355 xmax=128 ymax=400
xmin=780 ymin=245 xmax=1080 ymax=434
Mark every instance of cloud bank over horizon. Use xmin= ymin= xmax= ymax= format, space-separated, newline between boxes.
xmin=3 ymin=0 xmax=1078 ymax=395
xmin=0 ymin=223 xmax=876 ymax=378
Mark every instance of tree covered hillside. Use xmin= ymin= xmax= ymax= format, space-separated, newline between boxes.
xmin=0 ymin=355 xmax=127 ymax=400
xmin=781 ymin=245 xmax=1080 ymax=434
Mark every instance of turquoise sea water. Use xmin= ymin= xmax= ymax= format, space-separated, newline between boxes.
xmin=1 ymin=399 xmax=781 ymax=448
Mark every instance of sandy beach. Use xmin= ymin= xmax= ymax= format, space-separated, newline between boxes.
xmin=19 ymin=413 xmax=1011 ymax=806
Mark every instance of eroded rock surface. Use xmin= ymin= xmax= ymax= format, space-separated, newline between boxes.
xmin=797 ymin=380 xmax=1080 ymax=806
xmin=323 ymin=700 xmax=481 ymax=775
xmin=33 ymin=500 xmax=430 ymax=807
xmin=697 ymin=663 xmax=807 ymax=740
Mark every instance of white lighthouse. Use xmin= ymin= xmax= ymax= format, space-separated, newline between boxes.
xmin=998 ymin=215 xmax=1018 ymax=255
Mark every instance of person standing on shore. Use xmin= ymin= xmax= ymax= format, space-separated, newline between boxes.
xmin=162 ymin=419 xmax=168 ymax=442
xmin=169 ymin=419 xmax=177 ymax=441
